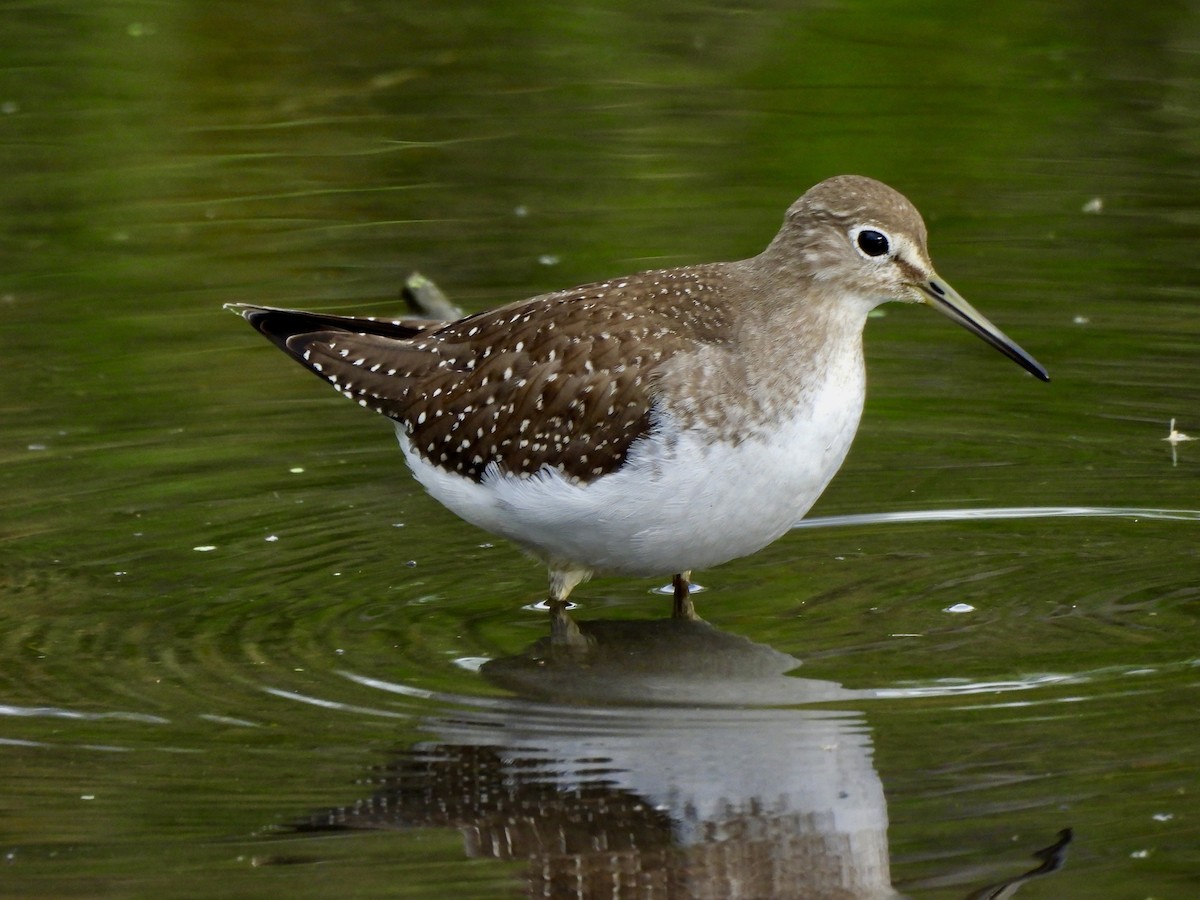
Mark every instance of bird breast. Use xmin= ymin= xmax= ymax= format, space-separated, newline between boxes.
xmin=397 ymin=333 xmax=867 ymax=576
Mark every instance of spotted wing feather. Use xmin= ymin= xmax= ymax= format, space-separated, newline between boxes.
xmin=232 ymin=266 xmax=734 ymax=484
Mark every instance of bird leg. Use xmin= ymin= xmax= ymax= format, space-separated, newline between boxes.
xmin=548 ymin=600 xmax=590 ymax=651
xmin=672 ymin=571 xmax=698 ymax=620
xmin=547 ymin=566 xmax=591 ymax=651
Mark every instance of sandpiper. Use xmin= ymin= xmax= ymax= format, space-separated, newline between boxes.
xmin=228 ymin=175 xmax=1047 ymax=619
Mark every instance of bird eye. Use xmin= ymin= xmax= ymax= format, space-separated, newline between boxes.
xmin=855 ymin=228 xmax=890 ymax=258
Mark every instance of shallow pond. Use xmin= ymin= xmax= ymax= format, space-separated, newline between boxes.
xmin=2 ymin=2 xmax=1198 ymax=897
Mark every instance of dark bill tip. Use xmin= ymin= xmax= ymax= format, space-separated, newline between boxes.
xmin=920 ymin=280 xmax=1049 ymax=383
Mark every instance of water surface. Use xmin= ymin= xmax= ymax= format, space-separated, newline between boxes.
xmin=2 ymin=1 xmax=1198 ymax=897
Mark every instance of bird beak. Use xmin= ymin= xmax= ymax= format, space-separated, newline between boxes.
xmin=917 ymin=276 xmax=1049 ymax=381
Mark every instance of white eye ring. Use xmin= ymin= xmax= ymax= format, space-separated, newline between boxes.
xmin=849 ymin=225 xmax=892 ymax=260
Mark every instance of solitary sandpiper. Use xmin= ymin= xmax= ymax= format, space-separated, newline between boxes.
xmin=228 ymin=175 xmax=1048 ymax=619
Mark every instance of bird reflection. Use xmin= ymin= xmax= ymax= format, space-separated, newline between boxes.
xmin=964 ymin=829 xmax=1072 ymax=900
xmin=288 ymin=614 xmax=1069 ymax=899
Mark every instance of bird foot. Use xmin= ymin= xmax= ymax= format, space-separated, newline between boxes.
xmin=671 ymin=572 xmax=700 ymax=621
xmin=548 ymin=600 xmax=593 ymax=653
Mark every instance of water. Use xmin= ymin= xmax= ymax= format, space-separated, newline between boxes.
xmin=2 ymin=1 xmax=1199 ymax=897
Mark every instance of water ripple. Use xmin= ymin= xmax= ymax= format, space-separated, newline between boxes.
xmin=795 ymin=505 xmax=1200 ymax=529
xmin=0 ymin=703 xmax=169 ymax=724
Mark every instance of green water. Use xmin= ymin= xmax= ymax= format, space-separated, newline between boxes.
xmin=2 ymin=1 xmax=1198 ymax=897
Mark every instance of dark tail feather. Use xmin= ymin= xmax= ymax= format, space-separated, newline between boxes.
xmin=224 ymin=303 xmax=447 ymax=357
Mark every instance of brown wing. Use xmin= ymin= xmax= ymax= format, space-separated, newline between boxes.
xmin=231 ymin=266 xmax=734 ymax=484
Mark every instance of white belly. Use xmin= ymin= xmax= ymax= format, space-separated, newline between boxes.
xmin=397 ymin=346 xmax=866 ymax=578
